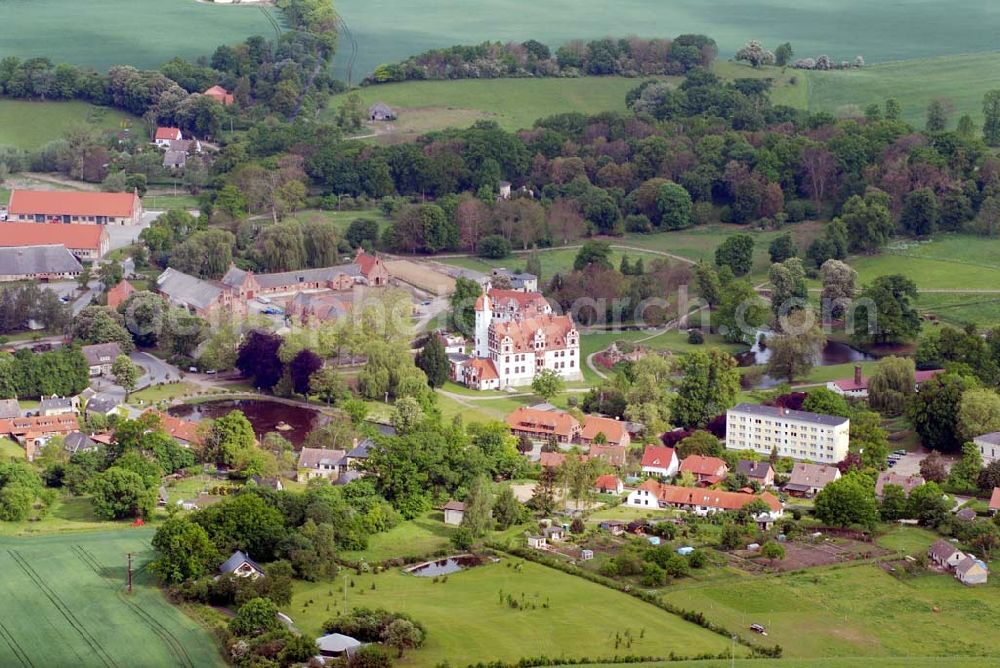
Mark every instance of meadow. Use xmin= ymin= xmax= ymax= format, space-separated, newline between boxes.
xmin=0 ymin=529 xmax=224 ymax=667
xmin=287 ymin=557 xmax=734 ymax=666
xmin=0 ymin=0 xmax=275 ymax=72
xmin=0 ymin=100 xmax=135 ymax=150
xmin=332 ymin=0 xmax=1000 ymax=80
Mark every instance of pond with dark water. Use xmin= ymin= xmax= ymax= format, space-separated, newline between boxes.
xmin=735 ymin=332 xmax=875 ymax=389
xmin=168 ymin=399 xmax=325 ymax=447
xmin=407 ymin=555 xmax=486 ymax=577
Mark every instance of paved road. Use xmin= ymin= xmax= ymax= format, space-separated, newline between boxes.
xmin=105 ymin=210 xmax=170 ymax=252
xmin=130 ymin=351 xmax=179 ymax=388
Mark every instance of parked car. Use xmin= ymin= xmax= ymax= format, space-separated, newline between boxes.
xmin=750 ymin=623 xmax=768 ymax=636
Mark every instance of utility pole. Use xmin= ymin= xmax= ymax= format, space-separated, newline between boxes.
xmin=127 ymin=552 xmax=133 ymax=594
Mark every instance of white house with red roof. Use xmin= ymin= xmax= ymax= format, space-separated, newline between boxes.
xmin=641 ymin=445 xmax=679 ymax=478
xmin=154 ymin=127 xmax=182 ymax=148
xmin=7 ymin=189 xmax=143 ymax=225
xmin=452 ymin=284 xmax=580 ymax=389
xmin=827 ymin=364 xmax=944 ymax=399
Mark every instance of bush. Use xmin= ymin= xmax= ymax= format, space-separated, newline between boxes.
xmin=478 ymin=235 xmax=511 ymax=259
xmin=625 ymin=214 xmax=653 ymax=233
xmin=687 ymin=329 xmax=704 ymax=345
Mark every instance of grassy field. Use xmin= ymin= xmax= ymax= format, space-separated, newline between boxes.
xmin=129 ymin=381 xmax=198 ymax=407
xmin=0 ymin=0 xmax=275 ymax=72
xmin=341 ymin=510 xmax=456 ymax=562
xmin=0 ymin=528 xmax=224 ymax=667
xmin=332 ymin=0 xmax=1000 ymax=80
xmin=661 ymin=560 xmax=1000 ymax=662
xmin=0 ymin=495 xmax=130 ymax=537
xmin=845 ymin=236 xmax=1000 ymax=290
xmin=326 ymin=77 xmax=648 ymax=138
xmin=287 ymin=557 xmax=733 ymax=666
xmin=440 ymin=245 xmax=668 ymax=282
xmin=805 ymin=52 xmax=1000 ymax=127
xmin=284 ymin=208 xmax=393 ymax=235
xmin=0 ymin=100 xmax=135 ymax=149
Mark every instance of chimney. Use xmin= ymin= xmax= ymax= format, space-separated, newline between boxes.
xmin=854 ymin=364 xmax=863 ymax=386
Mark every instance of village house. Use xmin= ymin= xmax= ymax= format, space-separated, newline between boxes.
xmin=0 ymin=399 xmax=21 ymax=419
xmin=595 ymin=474 xmax=623 ymax=495
xmin=581 ymin=415 xmax=630 ymax=448
xmin=956 ymin=507 xmax=978 ymax=522
xmin=588 ymin=443 xmax=626 ymax=468
xmin=735 ymin=460 xmax=775 ymax=487
xmin=0 ymin=414 xmax=80 ymax=461
xmin=626 ymin=480 xmax=783 ymax=522
xmin=784 ymin=463 xmax=841 ymax=498
xmin=38 ymin=396 xmax=75 ymax=417
xmin=219 ymin=550 xmax=265 ymax=580
xmin=368 ymin=101 xmax=395 ymax=121
xmin=974 ymin=432 xmax=1000 ymax=466
xmin=81 ymin=342 xmax=123 ymax=377
xmin=297 ymin=447 xmax=347 ymax=482
xmin=0 ymin=222 xmax=110 ymax=260
xmin=726 ymin=402 xmax=850 ymax=463
xmin=875 ymin=470 xmax=925 ymax=499
xmin=827 ymin=364 xmax=945 ymax=399
xmin=106 ymin=280 xmax=136 ymax=310
xmin=0 ymin=244 xmax=82 ymax=282
xmin=6 ymin=189 xmax=143 ymax=225
xmin=443 ymin=500 xmax=466 ymax=525
xmin=155 ymin=267 xmax=248 ymax=318
xmin=490 ymin=268 xmax=538 ymax=292
xmin=539 ymin=451 xmax=570 ymax=469
xmin=203 ymin=85 xmax=234 ymax=105
xmin=452 ymin=286 xmax=580 ymax=390
xmin=928 ymin=539 xmax=965 ymax=569
xmin=154 ymin=127 xmax=182 ymax=148
xmin=679 ymin=455 xmax=728 ymax=486
xmin=991 ymin=488 xmax=1000 ymax=516
xmin=505 ymin=406 xmax=581 ymax=444
xmin=85 ymin=394 xmax=121 ymax=417
xmin=144 ymin=409 xmax=203 ymax=447
xmin=64 ymin=431 xmax=98 ymax=455
xmin=315 ymin=633 xmax=362 ymax=660
xmin=641 ymin=445 xmax=679 ymax=478
xmin=955 ymin=556 xmax=989 ymax=585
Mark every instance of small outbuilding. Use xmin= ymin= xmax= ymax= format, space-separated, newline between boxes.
xmin=598 ymin=520 xmax=625 ymax=536
xmin=527 ymin=535 xmax=547 ymax=549
xmin=955 ymin=556 xmax=989 ymax=585
xmin=315 ymin=633 xmax=361 ymax=658
xmin=543 ymin=525 xmax=565 ymax=542
xmin=368 ymin=102 xmax=396 ymax=121
xmin=443 ymin=500 xmax=466 ymax=526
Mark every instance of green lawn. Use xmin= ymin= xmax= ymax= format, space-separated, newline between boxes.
xmin=847 ymin=246 xmax=1000 ymax=290
xmin=0 ymin=495 xmax=129 ymax=537
xmin=142 ymin=193 xmax=201 ymax=211
xmin=0 ymin=0 xmax=275 ymax=72
xmin=0 ymin=99 xmax=135 ymax=149
xmin=287 ymin=558 xmax=733 ymax=666
xmin=917 ymin=293 xmax=1000 ymax=329
xmin=129 ymin=381 xmax=198 ymax=407
xmin=661 ymin=558 xmax=1000 ymax=662
xmin=284 ymin=208 xmax=393 ymax=235
xmin=326 ymin=77 xmax=651 ymax=137
xmin=876 ymin=526 xmax=941 ymax=556
xmin=0 ymin=528 xmax=224 ymax=667
xmin=341 ymin=510 xmax=456 ymax=563
xmin=0 ymin=437 xmax=23 ymax=463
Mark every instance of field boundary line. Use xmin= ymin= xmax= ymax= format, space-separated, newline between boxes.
xmin=7 ymin=550 xmax=117 ymax=668
xmin=0 ymin=620 xmax=33 ymax=668
xmin=73 ymin=545 xmax=194 ymax=668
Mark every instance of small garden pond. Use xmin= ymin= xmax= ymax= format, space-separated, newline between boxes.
xmin=406 ymin=555 xmax=489 ymax=577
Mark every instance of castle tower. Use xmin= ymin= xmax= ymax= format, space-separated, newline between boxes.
xmin=474 ymin=289 xmax=492 ymax=358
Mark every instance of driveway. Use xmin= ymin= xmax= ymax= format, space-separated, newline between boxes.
xmin=104 ymin=211 xmax=164 ymax=252
xmin=130 ymin=351 xmax=179 ymax=388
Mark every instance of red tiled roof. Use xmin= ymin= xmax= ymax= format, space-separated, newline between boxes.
xmin=641 ymin=445 xmax=677 ymax=470
xmin=875 ymin=470 xmax=925 ymax=497
xmin=466 ymin=357 xmax=499 ymax=381
xmin=582 ymin=415 xmax=627 ymax=444
xmin=679 ymin=455 xmax=728 ymax=476
xmin=833 ymin=368 xmax=944 ymax=392
xmin=155 ymin=127 xmax=181 ymax=140
xmin=506 ymin=406 xmax=579 ymax=438
xmin=355 ymin=250 xmax=382 ymax=277
xmin=494 ymin=314 xmax=576 ymax=353
xmin=639 ymin=480 xmax=782 ymax=512
xmin=145 ymin=409 xmax=203 ymax=445
xmin=487 ymin=288 xmax=549 ymax=312
xmin=203 ymin=85 xmax=234 ymax=104
xmin=539 ymin=452 xmax=566 ymax=468
xmin=595 ymin=474 xmax=621 ymax=492
xmin=991 ymin=487 xmax=1000 ymax=512
xmin=915 ymin=369 xmax=945 ymax=384
xmin=0 ymin=414 xmax=78 ymax=435
xmin=0 ymin=222 xmax=107 ymax=251
xmin=589 ymin=444 xmax=626 ymax=467
xmin=107 ymin=280 xmax=136 ymax=310
xmin=8 ymin=190 xmax=139 ymax=217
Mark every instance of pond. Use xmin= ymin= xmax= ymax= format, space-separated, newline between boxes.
xmin=168 ymin=399 xmax=325 ymax=447
xmin=406 ymin=555 xmax=487 ymax=577
xmin=735 ymin=332 xmax=876 ymax=389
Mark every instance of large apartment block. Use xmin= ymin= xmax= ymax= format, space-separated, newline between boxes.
xmin=725 ymin=403 xmax=850 ymax=463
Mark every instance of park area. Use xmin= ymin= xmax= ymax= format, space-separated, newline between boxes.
xmin=0 ymin=100 xmax=136 ymax=150
xmin=0 ymin=529 xmax=223 ymax=667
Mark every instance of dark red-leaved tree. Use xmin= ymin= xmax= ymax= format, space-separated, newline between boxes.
xmin=289 ymin=349 xmax=322 ymax=396
xmin=235 ymin=330 xmax=284 ymax=391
